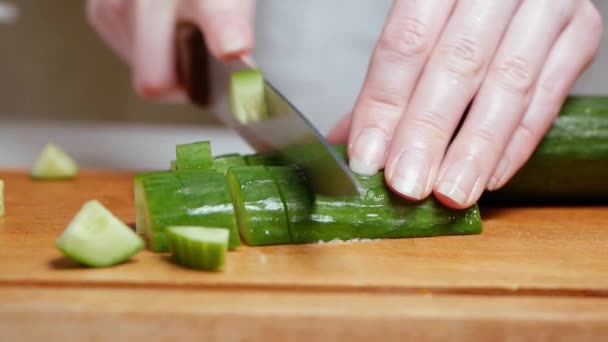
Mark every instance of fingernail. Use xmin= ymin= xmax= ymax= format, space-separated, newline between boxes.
xmin=389 ymin=153 xmax=429 ymax=200
xmin=218 ymin=27 xmax=247 ymax=55
xmin=436 ymin=158 xmax=479 ymax=206
xmin=348 ymin=127 xmax=388 ymax=175
xmin=487 ymin=158 xmax=509 ymax=191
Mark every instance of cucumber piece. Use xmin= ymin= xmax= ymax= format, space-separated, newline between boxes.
xmin=175 ymin=141 xmax=213 ymax=170
xmin=55 ymin=200 xmax=144 ymax=267
xmin=31 ymin=143 xmax=79 ymax=179
xmin=170 ymin=160 xmax=177 ymax=171
xmin=226 ymin=166 xmax=291 ymax=245
xmin=244 ymin=152 xmax=282 ymax=166
xmin=273 ymin=170 xmax=481 ymax=244
xmin=166 ymin=226 xmax=228 ymax=271
xmin=135 ymin=170 xmax=240 ymax=252
xmin=230 ymin=69 xmax=268 ymax=124
xmin=0 ymin=180 xmax=4 ymax=217
xmin=213 ymin=153 xmax=247 ymax=174
xmin=485 ymin=96 xmax=608 ymax=203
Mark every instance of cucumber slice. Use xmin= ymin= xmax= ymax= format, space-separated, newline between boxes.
xmin=55 ymin=200 xmax=145 ymax=267
xmin=31 ymin=143 xmax=79 ymax=179
xmin=0 ymin=179 xmax=4 ymax=217
xmin=230 ymin=69 xmax=268 ymax=124
xmin=213 ymin=153 xmax=247 ymax=174
xmin=166 ymin=226 xmax=228 ymax=271
xmin=175 ymin=141 xmax=213 ymax=170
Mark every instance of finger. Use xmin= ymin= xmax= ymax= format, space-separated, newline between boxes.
xmin=487 ymin=1 xmax=604 ymax=191
xmin=384 ymin=0 xmax=521 ymax=201
xmin=87 ymin=0 xmax=132 ymax=63
xmin=347 ymin=0 xmax=456 ymax=175
xmin=185 ymin=0 xmax=255 ymax=60
xmin=327 ymin=113 xmax=352 ymax=144
xmin=434 ymin=0 xmax=578 ymax=208
xmin=132 ymin=0 xmax=179 ymax=97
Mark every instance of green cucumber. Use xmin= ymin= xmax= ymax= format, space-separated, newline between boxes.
xmin=55 ymin=200 xmax=144 ymax=267
xmin=226 ymin=166 xmax=291 ymax=245
xmin=244 ymin=152 xmax=282 ymax=166
xmin=213 ymin=153 xmax=247 ymax=174
xmin=175 ymin=141 xmax=213 ymax=170
xmin=31 ymin=143 xmax=79 ymax=179
xmin=230 ymin=69 xmax=269 ymax=124
xmin=135 ymin=170 xmax=240 ymax=252
xmin=274 ymin=170 xmax=481 ymax=243
xmin=166 ymin=226 xmax=228 ymax=271
xmin=0 ymin=179 xmax=4 ymax=217
xmin=170 ymin=160 xmax=177 ymax=171
xmin=485 ymin=96 xmax=608 ymax=203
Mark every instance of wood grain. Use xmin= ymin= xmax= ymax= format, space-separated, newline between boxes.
xmin=0 ymin=170 xmax=607 ymax=341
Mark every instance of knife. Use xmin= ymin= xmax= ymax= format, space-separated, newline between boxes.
xmin=175 ymin=22 xmax=360 ymax=197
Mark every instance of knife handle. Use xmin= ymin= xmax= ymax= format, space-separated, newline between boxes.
xmin=175 ymin=22 xmax=211 ymax=106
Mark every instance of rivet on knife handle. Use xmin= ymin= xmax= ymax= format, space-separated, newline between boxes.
xmin=175 ymin=22 xmax=211 ymax=106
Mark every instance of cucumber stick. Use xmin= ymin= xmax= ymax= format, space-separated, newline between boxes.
xmin=55 ymin=200 xmax=144 ymax=267
xmin=135 ymin=170 xmax=240 ymax=252
xmin=175 ymin=141 xmax=213 ymax=170
xmin=230 ymin=69 xmax=268 ymax=124
xmin=31 ymin=143 xmax=78 ymax=179
xmin=226 ymin=166 xmax=291 ymax=245
xmin=0 ymin=179 xmax=4 ymax=217
xmin=167 ymin=226 xmax=228 ymax=271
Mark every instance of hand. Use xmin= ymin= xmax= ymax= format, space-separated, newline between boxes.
xmin=87 ymin=0 xmax=255 ymax=99
xmin=329 ymin=0 xmax=603 ymax=208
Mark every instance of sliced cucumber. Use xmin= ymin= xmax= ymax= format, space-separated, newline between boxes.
xmin=0 ymin=179 xmax=4 ymax=217
xmin=55 ymin=200 xmax=145 ymax=267
xmin=230 ymin=69 xmax=268 ymax=124
xmin=213 ymin=153 xmax=247 ymax=174
xmin=175 ymin=141 xmax=213 ymax=170
xmin=167 ymin=226 xmax=228 ymax=271
xmin=31 ymin=143 xmax=79 ymax=179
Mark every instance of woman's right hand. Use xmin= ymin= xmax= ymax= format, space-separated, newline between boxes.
xmin=87 ymin=0 xmax=255 ymax=100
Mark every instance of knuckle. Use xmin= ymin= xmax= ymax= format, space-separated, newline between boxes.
xmin=363 ymin=89 xmax=405 ymax=122
xmin=379 ymin=16 xmax=430 ymax=61
xmin=471 ymin=125 xmax=503 ymax=156
xmin=437 ymin=35 xmax=485 ymax=79
xmin=409 ymin=109 xmax=450 ymax=143
xmin=492 ymin=56 xmax=535 ymax=96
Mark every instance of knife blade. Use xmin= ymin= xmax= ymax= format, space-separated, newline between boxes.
xmin=175 ymin=22 xmax=360 ymax=196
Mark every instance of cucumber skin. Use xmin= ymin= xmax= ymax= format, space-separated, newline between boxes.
xmin=136 ymin=171 xmax=240 ymax=252
xmin=213 ymin=154 xmax=247 ymax=174
xmin=175 ymin=141 xmax=213 ymax=170
xmin=278 ymin=171 xmax=481 ymax=244
xmin=485 ymin=96 xmax=608 ymax=203
xmin=226 ymin=166 xmax=291 ymax=245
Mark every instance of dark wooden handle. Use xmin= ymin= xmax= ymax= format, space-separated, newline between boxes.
xmin=175 ymin=22 xmax=211 ymax=106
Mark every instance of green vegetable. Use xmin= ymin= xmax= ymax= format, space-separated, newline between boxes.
xmin=0 ymin=179 xmax=4 ymax=217
xmin=170 ymin=160 xmax=177 ymax=171
xmin=226 ymin=166 xmax=291 ymax=245
xmin=167 ymin=226 xmax=228 ymax=271
xmin=55 ymin=200 xmax=144 ymax=267
xmin=486 ymin=96 xmax=608 ymax=203
xmin=244 ymin=152 xmax=282 ymax=166
xmin=213 ymin=153 xmax=247 ymax=174
xmin=230 ymin=69 xmax=268 ymax=124
xmin=134 ymin=170 xmax=240 ymax=252
xmin=175 ymin=141 xmax=213 ymax=170
xmin=31 ymin=143 xmax=79 ymax=179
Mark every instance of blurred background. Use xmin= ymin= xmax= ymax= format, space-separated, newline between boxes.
xmin=0 ymin=0 xmax=606 ymax=169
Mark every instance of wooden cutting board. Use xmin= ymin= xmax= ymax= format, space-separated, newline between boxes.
xmin=0 ymin=170 xmax=606 ymax=341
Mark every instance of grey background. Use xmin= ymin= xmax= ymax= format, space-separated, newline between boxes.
xmin=0 ymin=0 xmax=606 ymax=169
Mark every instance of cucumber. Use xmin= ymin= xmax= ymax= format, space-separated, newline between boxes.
xmin=230 ymin=69 xmax=268 ymax=124
xmin=170 ymin=160 xmax=177 ymax=171
xmin=175 ymin=141 xmax=213 ymax=170
xmin=135 ymin=170 xmax=240 ymax=252
xmin=485 ymin=96 xmax=608 ymax=203
xmin=55 ymin=200 xmax=145 ymax=267
xmin=274 ymin=170 xmax=481 ymax=243
xmin=0 ymin=179 xmax=4 ymax=217
xmin=31 ymin=143 xmax=79 ymax=179
xmin=244 ymin=152 xmax=282 ymax=166
xmin=166 ymin=226 xmax=228 ymax=271
xmin=213 ymin=153 xmax=247 ymax=174
xmin=226 ymin=166 xmax=291 ymax=245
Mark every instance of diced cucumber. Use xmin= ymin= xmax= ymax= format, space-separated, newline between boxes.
xmin=213 ymin=153 xmax=247 ymax=174
xmin=226 ymin=166 xmax=291 ymax=245
xmin=0 ymin=180 xmax=4 ymax=217
xmin=55 ymin=200 xmax=144 ymax=267
xmin=175 ymin=141 xmax=213 ymax=170
xmin=31 ymin=143 xmax=79 ymax=179
xmin=166 ymin=226 xmax=228 ymax=271
xmin=229 ymin=69 xmax=268 ymax=124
